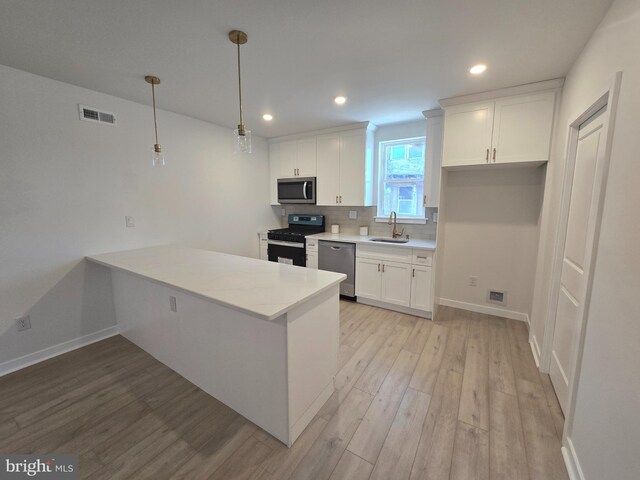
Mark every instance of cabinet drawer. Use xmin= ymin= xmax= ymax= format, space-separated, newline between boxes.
xmin=306 ymin=239 xmax=318 ymax=252
xmin=356 ymin=245 xmax=412 ymax=264
xmin=412 ymin=250 xmax=433 ymax=266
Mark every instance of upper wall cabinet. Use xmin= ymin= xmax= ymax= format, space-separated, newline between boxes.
xmin=275 ymin=138 xmax=317 ymax=178
xmin=269 ymin=122 xmax=376 ymax=206
xmin=442 ymin=91 xmax=557 ymax=168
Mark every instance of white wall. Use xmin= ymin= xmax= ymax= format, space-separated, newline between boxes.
xmin=530 ymin=0 xmax=640 ymax=477
xmin=438 ymin=167 xmax=544 ymax=320
xmin=0 ymin=64 xmax=279 ymax=366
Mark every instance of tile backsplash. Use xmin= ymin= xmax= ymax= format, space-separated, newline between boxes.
xmin=278 ymin=205 xmax=437 ymax=240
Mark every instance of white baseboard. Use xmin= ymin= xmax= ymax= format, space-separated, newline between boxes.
xmin=356 ymin=297 xmax=432 ymax=319
xmin=0 ymin=325 xmax=119 ymax=377
xmin=436 ymin=297 xmax=529 ymax=323
xmin=530 ymin=335 xmax=542 ymax=368
xmin=562 ymin=437 xmax=585 ymax=480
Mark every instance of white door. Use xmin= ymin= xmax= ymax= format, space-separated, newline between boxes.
xmin=268 ymin=143 xmax=280 ymax=205
xmin=492 ymin=92 xmax=556 ymax=164
xmin=316 ymin=134 xmax=341 ymax=205
xmin=355 ymin=258 xmax=381 ymax=299
xmin=410 ymin=265 xmax=433 ymax=311
xmin=380 ymin=261 xmax=412 ymax=307
xmin=279 ymin=141 xmax=297 ymax=178
xmin=442 ymin=102 xmax=494 ymax=167
xmin=339 ymin=130 xmax=366 ymax=205
xmin=549 ymin=108 xmax=606 ymax=413
xmin=297 ymin=137 xmax=317 ymax=177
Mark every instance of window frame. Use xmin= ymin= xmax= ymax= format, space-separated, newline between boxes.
xmin=375 ymin=136 xmax=427 ymax=224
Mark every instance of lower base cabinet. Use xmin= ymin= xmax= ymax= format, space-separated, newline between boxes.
xmin=306 ymin=252 xmax=318 ymax=269
xmin=356 ymin=245 xmax=434 ymax=315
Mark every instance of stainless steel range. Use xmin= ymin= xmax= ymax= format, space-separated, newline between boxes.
xmin=267 ymin=214 xmax=325 ymax=267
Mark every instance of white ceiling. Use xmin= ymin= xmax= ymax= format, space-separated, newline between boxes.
xmin=0 ymin=0 xmax=612 ymax=137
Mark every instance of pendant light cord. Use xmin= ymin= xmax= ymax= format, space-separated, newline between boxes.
xmin=237 ymin=34 xmax=244 ymax=130
xmin=151 ymin=83 xmax=158 ymax=145
xmin=151 ymin=82 xmax=159 ymax=145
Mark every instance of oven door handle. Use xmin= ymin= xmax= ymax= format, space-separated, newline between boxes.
xmin=302 ymin=181 xmax=308 ymax=200
xmin=267 ymin=240 xmax=305 ymax=249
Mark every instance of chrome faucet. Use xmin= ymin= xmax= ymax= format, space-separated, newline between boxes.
xmin=388 ymin=211 xmax=405 ymax=238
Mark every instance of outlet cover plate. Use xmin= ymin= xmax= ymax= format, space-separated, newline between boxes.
xmin=16 ymin=315 xmax=31 ymax=331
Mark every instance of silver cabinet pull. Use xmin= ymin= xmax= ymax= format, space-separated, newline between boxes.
xmin=417 ymin=255 xmax=427 ymax=259
xmin=412 ymin=268 xmax=415 ymax=278
xmin=492 ymin=148 xmax=496 ymax=162
xmin=336 ymin=195 xmax=339 ymax=204
xmin=377 ymin=264 xmax=380 ymax=272
xmin=486 ymin=148 xmax=489 ymax=162
xmin=339 ymin=195 xmax=342 ymax=203
xmin=382 ymin=264 xmax=385 ymax=273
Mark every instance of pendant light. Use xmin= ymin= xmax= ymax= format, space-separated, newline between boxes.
xmin=145 ymin=75 xmax=165 ymax=166
xmin=229 ymin=30 xmax=251 ymax=154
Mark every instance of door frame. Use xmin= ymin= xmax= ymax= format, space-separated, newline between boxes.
xmin=540 ymin=72 xmax=621 ymax=441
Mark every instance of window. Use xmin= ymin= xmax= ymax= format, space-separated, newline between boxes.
xmin=377 ymin=137 xmax=426 ymax=220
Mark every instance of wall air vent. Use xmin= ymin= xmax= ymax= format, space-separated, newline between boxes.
xmin=487 ymin=289 xmax=507 ymax=305
xmin=78 ymin=104 xmax=116 ymax=126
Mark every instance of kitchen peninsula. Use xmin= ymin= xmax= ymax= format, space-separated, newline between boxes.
xmin=86 ymin=245 xmax=346 ymax=447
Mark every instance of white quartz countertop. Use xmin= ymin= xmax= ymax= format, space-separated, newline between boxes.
xmin=86 ymin=245 xmax=346 ymax=321
xmin=307 ymin=232 xmax=437 ymax=250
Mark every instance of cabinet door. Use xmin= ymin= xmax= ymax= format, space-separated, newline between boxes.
xmin=424 ymin=114 xmax=444 ymax=208
xmin=410 ymin=265 xmax=433 ymax=311
xmin=279 ymin=141 xmax=298 ymax=178
xmin=339 ymin=130 xmax=366 ymax=205
xmin=297 ymin=137 xmax=317 ymax=177
xmin=355 ymin=258 xmax=381 ymax=299
xmin=316 ymin=134 xmax=341 ymax=205
xmin=268 ymin=143 xmax=280 ymax=205
xmin=442 ymin=102 xmax=494 ymax=167
xmin=491 ymin=92 xmax=556 ymax=164
xmin=306 ymin=252 xmax=318 ymax=269
xmin=380 ymin=261 xmax=412 ymax=307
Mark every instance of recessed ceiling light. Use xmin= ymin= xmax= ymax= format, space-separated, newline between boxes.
xmin=262 ymin=113 xmax=273 ymax=121
xmin=469 ymin=64 xmax=487 ymax=75
xmin=334 ymin=96 xmax=347 ymax=105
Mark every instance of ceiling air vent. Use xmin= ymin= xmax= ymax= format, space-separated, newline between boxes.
xmin=78 ymin=104 xmax=116 ymax=126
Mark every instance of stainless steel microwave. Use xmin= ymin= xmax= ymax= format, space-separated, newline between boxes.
xmin=277 ymin=177 xmax=316 ymax=204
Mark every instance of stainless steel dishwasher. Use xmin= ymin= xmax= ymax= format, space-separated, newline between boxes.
xmin=318 ymin=240 xmax=356 ymax=298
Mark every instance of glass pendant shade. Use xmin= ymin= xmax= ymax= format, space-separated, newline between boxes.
xmin=233 ymin=128 xmax=252 ymax=154
xmin=152 ymin=144 xmax=165 ymax=167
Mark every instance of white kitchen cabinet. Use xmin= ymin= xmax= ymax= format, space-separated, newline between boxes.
xmin=270 ymin=122 xmax=375 ymax=207
xmin=442 ymin=91 xmax=556 ymax=168
xmin=317 ymin=125 xmax=375 ymax=206
xmin=491 ymin=92 xmax=556 ymax=164
xmin=270 ymin=138 xmax=318 ymax=184
xmin=355 ymin=245 xmax=434 ymax=316
xmin=355 ymin=257 xmax=383 ymax=299
xmin=269 ymin=144 xmax=280 ymax=205
xmin=442 ymin=102 xmax=494 ymax=167
xmin=316 ymin=134 xmax=341 ymax=205
xmin=297 ymin=137 xmax=317 ymax=177
xmin=410 ymin=265 xmax=433 ymax=311
xmin=306 ymin=252 xmax=318 ymax=269
xmin=423 ymin=109 xmax=444 ymax=208
xmin=306 ymin=237 xmax=318 ymax=269
xmin=380 ymin=261 xmax=412 ymax=307
xmin=259 ymin=233 xmax=269 ymax=260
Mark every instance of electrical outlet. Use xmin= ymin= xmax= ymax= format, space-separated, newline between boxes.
xmin=125 ymin=216 xmax=135 ymax=228
xmin=468 ymin=275 xmax=478 ymax=287
xmin=281 ymin=208 xmax=286 ymax=217
xmin=169 ymin=296 xmax=177 ymax=312
xmin=16 ymin=315 xmax=31 ymax=331
xmin=349 ymin=210 xmax=357 ymax=219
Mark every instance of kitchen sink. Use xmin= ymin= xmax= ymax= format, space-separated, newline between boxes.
xmin=369 ymin=237 xmax=410 ymax=244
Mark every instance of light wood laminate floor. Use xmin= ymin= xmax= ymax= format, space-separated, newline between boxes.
xmin=0 ymin=302 xmax=569 ymax=479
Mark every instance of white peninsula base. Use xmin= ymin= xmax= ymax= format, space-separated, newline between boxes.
xmin=88 ymin=246 xmax=345 ymax=447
